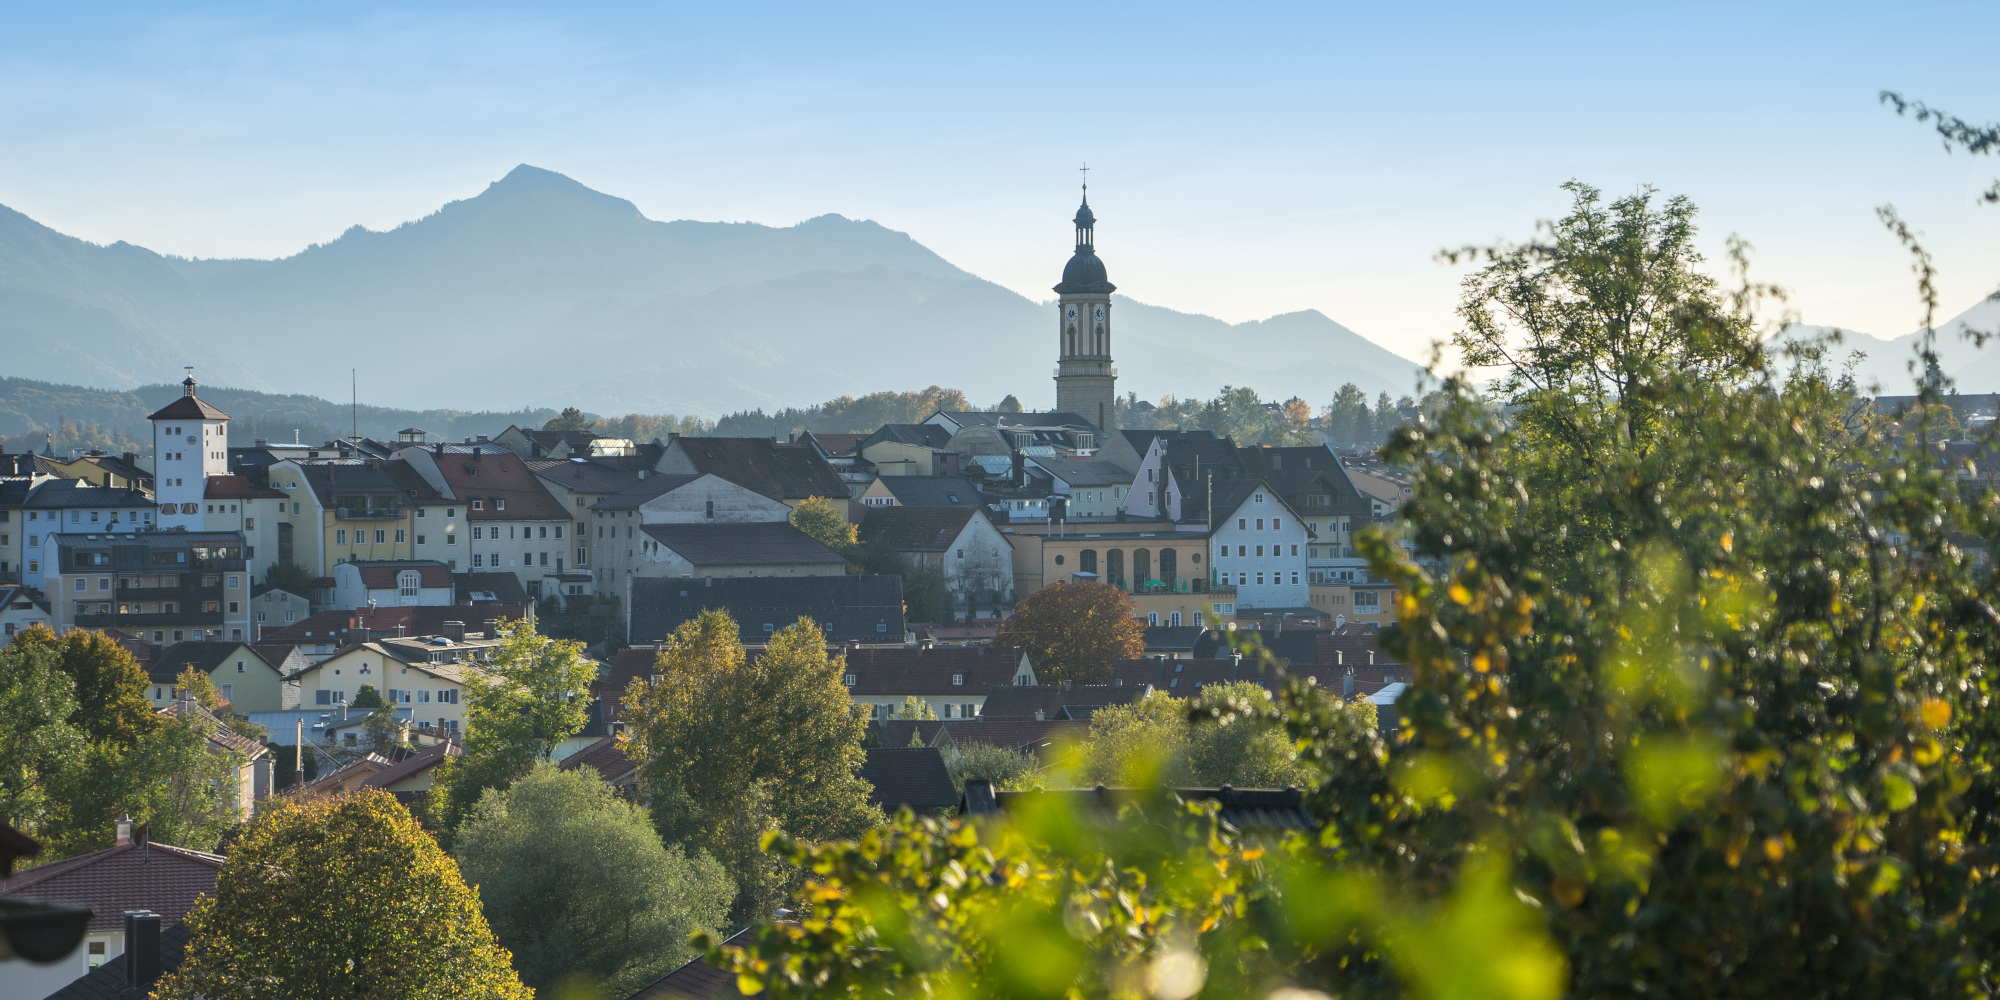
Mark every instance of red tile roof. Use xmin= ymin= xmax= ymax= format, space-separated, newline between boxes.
xmin=430 ymin=450 xmax=567 ymax=522
xmin=2 ymin=841 xmax=223 ymax=931
xmin=558 ymin=736 xmax=638 ymax=785
xmin=360 ymin=740 xmax=462 ymax=788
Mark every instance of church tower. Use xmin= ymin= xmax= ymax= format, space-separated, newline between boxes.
xmin=148 ymin=374 xmax=231 ymax=531
xmin=1053 ymin=185 xmax=1117 ymax=435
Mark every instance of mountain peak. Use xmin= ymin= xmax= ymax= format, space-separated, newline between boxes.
xmin=479 ymin=164 xmax=639 ymax=217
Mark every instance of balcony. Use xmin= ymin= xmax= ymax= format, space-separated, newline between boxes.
xmin=335 ymin=508 xmax=405 ymax=520
xmin=74 ymin=611 xmax=225 ymax=628
xmin=115 ymin=584 xmax=222 ymax=603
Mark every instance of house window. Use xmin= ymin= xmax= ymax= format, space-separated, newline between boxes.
xmin=473 ymin=527 xmax=483 ymax=539
xmin=1255 ymin=493 xmax=1264 ymax=502
xmin=396 ymin=529 xmax=406 ymax=543
xmin=399 ymin=571 xmax=420 ymax=598
xmin=417 ymin=508 xmax=427 ymax=518
xmin=472 ymin=500 xmax=483 ymax=511
xmin=316 ymin=690 xmax=332 ymax=705
xmin=951 ymin=673 xmax=964 ymax=686
xmin=1238 ymin=518 xmax=1246 ymax=530
xmin=1193 ymin=610 xmax=1204 ymax=626
xmin=446 ymin=532 xmax=456 ymax=545
xmin=1170 ymin=611 xmax=1181 ymax=626
xmin=336 ymin=529 xmax=346 ymax=544
xmin=844 ymin=673 xmax=856 ymax=686
xmin=1147 ymin=612 xmax=1160 ymax=625
xmin=1355 ymin=591 xmax=1380 ymax=612
xmin=962 ymin=703 xmax=976 ymax=718
xmin=374 ymin=530 xmax=386 ymax=544
xmin=473 ymin=554 xmax=484 ymax=567
xmin=417 ymin=534 xmax=426 ymax=545
xmin=705 ymin=500 xmax=715 ymax=519
xmin=495 ymin=499 xmax=506 ymax=511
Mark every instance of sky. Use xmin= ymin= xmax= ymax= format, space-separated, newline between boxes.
xmin=1 ymin=1 xmax=1995 ymax=368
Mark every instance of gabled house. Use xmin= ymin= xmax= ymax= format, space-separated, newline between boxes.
xmin=495 ymin=426 xmax=600 ymax=460
xmin=525 ymin=457 xmax=643 ymax=578
xmin=858 ymin=747 xmax=958 ymax=812
xmin=856 ymin=424 xmax=959 ymax=478
xmin=653 ymin=437 xmax=848 ymax=512
xmin=836 ymin=645 xmax=1036 ymax=720
xmin=407 ymin=446 xmax=576 ymax=596
xmin=283 ymin=635 xmax=503 ymax=736
xmin=856 ymin=475 xmax=983 ymax=510
xmin=559 ymin=736 xmax=639 ymax=798
xmin=141 ymin=640 xmax=290 ymax=713
xmin=0 ymin=823 xmax=222 ymax=1000
xmin=250 ymin=584 xmax=310 ymax=634
xmin=0 ymin=582 xmax=51 ymax=637
xmin=588 ymin=472 xmax=792 ymax=593
xmin=856 ymin=506 xmax=1014 ymax=614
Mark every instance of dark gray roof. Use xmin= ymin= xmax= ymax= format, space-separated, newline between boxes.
xmin=627 ymin=927 xmax=754 ymax=1000
xmin=1141 ymin=626 xmax=1208 ymax=652
xmin=935 ymin=411 xmax=1094 ymax=430
xmin=293 ymin=461 xmax=409 ymax=508
xmin=660 ymin=438 xmax=847 ymax=500
xmin=589 ymin=474 xmax=703 ymax=511
xmin=857 ymin=506 xmax=979 ymax=553
xmin=876 ymin=475 xmax=981 ymax=507
xmin=640 ymin=522 xmax=848 ymax=567
xmin=1028 ymin=457 xmax=1129 ymax=489
xmin=144 ymin=640 xmax=251 ymax=685
xmin=526 ymin=458 xmax=643 ymax=496
xmin=629 ymin=575 xmax=906 ymax=646
xmin=24 ymin=479 xmax=155 ymax=509
xmin=840 ymin=646 xmax=1032 ymax=696
xmin=44 ymin=922 xmax=193 ymax=1000
xmin=861 ymin=424 xmax=954 ymax=450
xmin=453 ymin=571 xmax=529 ymax=607
xmin=859 ymin=747 xmax=959 ymax=810
xmin=978 ymin=683 xmax=1146 ymax=719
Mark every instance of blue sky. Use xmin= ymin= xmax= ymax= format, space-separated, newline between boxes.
xmin=1 ymin=2 xmax=1995 ymax=366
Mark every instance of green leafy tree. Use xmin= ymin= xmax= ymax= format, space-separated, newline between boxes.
xmin=156 ymin=790 xmax=530 ymax=1000
xmin=1064 ymin=682 xmax=1316 ymax=790
xmin=454 ymin=761 xmax=734 ymax=996
xmin=544 ymin=406 xmax=590 ymax=432
xmin=10 ymin=625 xmax=157 ymax=746
xmin=1325 ymin=383 xmax=1374 ymax=448
xmin=897 ymin=695 xmax=938 ymax=721
xmin=0 ymin=639 xmax=85 ymax=838
xmin=703 ymin=178 xmax=2000 ymax=999
xmin=994 ymin=393 xmax=1024 ymax=413
xmin=620 ymin=611 xmax=878 ymax=921
xmin=430 ymin=620 xmax=596 ymax=839
xmin=992 ymin=582 xmax=1145 ymax=685
xmin=790 ymin=495 xmax=858 ymax=560
xmin=263 ymin=562 xmax=317 ymax=601
xmin=941 ymin=741 xmax=1037 ymax=792
xmin=350 ymin=683 xmax=385 ymax=709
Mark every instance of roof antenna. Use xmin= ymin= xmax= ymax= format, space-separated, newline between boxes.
xmin=352 ymin=369 xmax=358 ymax=442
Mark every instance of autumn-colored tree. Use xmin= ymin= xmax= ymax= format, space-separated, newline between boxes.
xmin=429 ymin=619 xmax=597 ymax=839
xmin=9 ymin=624 xmax=156 ymax=746
xmin=992 ymin=582 xmax=1144 ymax=685
xmin=620 ymin=611 xmax=878 ymax=921
xmin=156 ymin=790 xmax=530 ymax=1000
xmin=789 ymin=495 xmax=858 ymax=559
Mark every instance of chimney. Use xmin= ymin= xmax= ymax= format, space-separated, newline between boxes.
xmin=481 ymin=619 xmax=499 ymax=635
xmin=1343 ymin=668 xmax=1354 ymax=697
xmin=1034 ymin=709 xmax=1046 ymax=722
xmin=115 ymin=813 xmax=132 ymax=846
xmin=124 ymin=911 xmax=163 ymax=992
xmin=353 ymin=627 xmax=372 ymax=644
xmin=441 ymin=621 xmax=466 ymax=641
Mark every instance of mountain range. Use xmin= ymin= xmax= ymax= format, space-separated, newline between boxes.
xmin=0 ymin=165 xmax=1428 ymax=419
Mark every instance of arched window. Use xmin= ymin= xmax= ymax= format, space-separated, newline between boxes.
xmin=1133 ymin=549 xmax=1152 ymax=590
xmin=1079 ymin=549 xmax=1098 ymax=575
xmin=1147 ymin=612 xmax=1160 ymax=626
xmin=1159 ymin=548 xmax=1178 ymax=587
xmin=1169 ymin=611 xmax=1181 ymax=627
xmin=1107 ymin=549 xmax=1124 ymax=588
xmin=397 ymin=570 xmax=420 ymax=599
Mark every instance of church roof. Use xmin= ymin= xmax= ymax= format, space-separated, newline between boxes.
xmin=1055 ymin=250 xmax=1114 ymax=295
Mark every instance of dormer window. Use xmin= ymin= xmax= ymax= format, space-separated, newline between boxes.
xmin=472 ymin=500 xmax=483 ymax=511
xmin=951 ymin=673 xmax=964 ymax=686
xmin=495 ymin=498 xmax=506 ymax=511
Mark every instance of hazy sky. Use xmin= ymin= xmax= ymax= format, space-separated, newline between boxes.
xmin=2 ymin=2 xmax=1995 ymax=366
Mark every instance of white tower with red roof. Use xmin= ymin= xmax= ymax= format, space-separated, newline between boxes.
xmin=148 ymin=374 xmax=231 ymax=531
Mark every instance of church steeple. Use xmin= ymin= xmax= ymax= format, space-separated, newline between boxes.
xmin=1053 ymin=177 xmax=1117 ymax=437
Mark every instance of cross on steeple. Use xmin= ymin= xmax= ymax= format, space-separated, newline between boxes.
xmin=1079 ymin=162 xmax=1089 ymax=197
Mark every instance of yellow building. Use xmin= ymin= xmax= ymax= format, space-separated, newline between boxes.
xmin=268 ymin=459 xmax=445 ymax=576
xmin=44 ymin=451 xmax=152 ymax=491
xmin=142 ymin=640 xmax=295 ymax=713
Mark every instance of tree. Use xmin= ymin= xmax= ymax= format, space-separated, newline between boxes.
xmin=429 ymin=620 xmax=596 ymax=839
xmin=992 ymin=582 xmax=1144 ymax=685
xmin=543 ymin=406 xmax=590 ymax=432
xmin=263 ymin=562 xmax=316 ymax=600
xmin=1064 ymin=682 xmax=1316 ymax=790
xmin=620 ymin=611 xmax=878 ymax=921
xmin=0 ymin=639 xmax=84 ymax=837
xmin=1326 ymin=383 xmax=1374 ymax=448
xmin=454 ymin=762 xmax=734 ymax=996
xmin=10 ymin=625 xmax=156 ymax=746
xmin=790 ymin=495 xmax=858 ymax=560
xmin=156 ymin=790 xmax=530 ymax=1000
xmin=900 ymin=564 xmax=952 ymax=624
xmin=708 ymin=179 xmax=2000 ymax=999
xmin=994 ymin=393 xmax=1024 ymax=413
xmin=350 ymin=683 xmax=384 ymax=709
xmin=941 ymin=741 xmax=1036 ymax=792
xmin=897 ymin=695 xmax=938 ymax=721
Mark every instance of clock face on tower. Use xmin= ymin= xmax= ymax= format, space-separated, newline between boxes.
xmin=1094 ymin=305 xmax=1105 ymax=322
xmin=1065 ymin=305 xmax=1077 ymax=322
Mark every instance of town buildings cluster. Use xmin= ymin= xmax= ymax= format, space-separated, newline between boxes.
xmin=0 ymin=192 xmax=1418 ymax=1000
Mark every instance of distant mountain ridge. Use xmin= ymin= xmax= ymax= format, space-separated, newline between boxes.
xmin=0 ymin=164 xmax=1426 ymax=417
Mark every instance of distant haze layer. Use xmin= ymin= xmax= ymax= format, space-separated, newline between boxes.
xmin=0 ymin=165 xmax=1428 ymax=418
